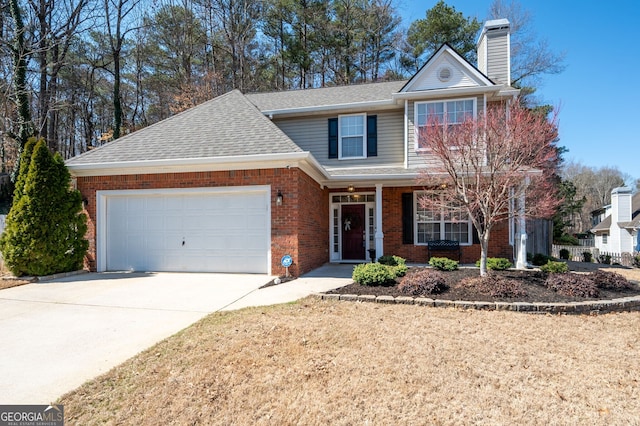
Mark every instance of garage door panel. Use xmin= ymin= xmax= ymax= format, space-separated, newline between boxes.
xmin=105 ymin=189 xmax=270 ymax=273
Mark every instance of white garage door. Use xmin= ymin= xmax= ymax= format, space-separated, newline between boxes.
xmin=102 ymin=187 xmax=270 ymax=273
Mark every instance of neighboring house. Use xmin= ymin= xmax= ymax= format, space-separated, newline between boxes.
xmin=66 ymin=19 xmax=522 ymax=276
xmin=591 ymin=187 xmax=640 ymax=254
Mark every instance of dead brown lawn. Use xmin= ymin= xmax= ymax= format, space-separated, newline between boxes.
xmin=58 ymin=298 xmax=640 ymax=425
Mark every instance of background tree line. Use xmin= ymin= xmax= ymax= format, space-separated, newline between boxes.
xmin=0 ymin=0 xmax=563 ymax=186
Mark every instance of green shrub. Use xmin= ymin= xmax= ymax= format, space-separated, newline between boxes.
xmin=459 ymin=275 xmax=527 ymax=298
xmin=545 ymin=273 xmax=599 ymax=298
xmin=634 ymin=254 xmax=640 ymax=268
xmin=476 ymin=257 xmax=512 ymax=271
xmin=352 ymin=263 xmax=395 ymax=286
xmin=392 ymin=263 xmax=408 ymax=277
xmin=588 ymin=270 xmax=633 ymax=290
xmin=0 ymin=138 xmax=88 ymax=276
xmin=429 ymin=257 xmax=459 ymax=271
xmin=540 ymin=261 xmax=569 ymax=274
xmin=598 ymin=254 xmax=611 ymax=265
xmin=398 ymin=269 xmax=448 ymax=295
xmin=531 ymin=253 xmax=553 ymax=266
xmin=377 ymin=255 xmax=406 ymax=266
xmin=582 ymin=251 xmax=593 ymax=263
xmin=559 ymin=249 xmax=570 ymax=260
xmin=555 ymin=234 xmax=579 ymax=246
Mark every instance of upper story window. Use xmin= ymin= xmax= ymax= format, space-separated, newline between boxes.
xmin=328 ymin=115 xmax=377 ymax=160
xmin=415 ymin=99 xmax=476 ymax=150
xmin=339 ymin=113 xmax=366 ymax=159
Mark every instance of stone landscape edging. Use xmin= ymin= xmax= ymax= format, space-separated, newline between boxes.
xmin=313 ymin=293 xmax=640 ymax=315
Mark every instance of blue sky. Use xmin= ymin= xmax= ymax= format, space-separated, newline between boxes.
xmin=397 ymin=0 xmax=639 ymax=184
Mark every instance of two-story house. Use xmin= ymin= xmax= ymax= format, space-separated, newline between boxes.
xmin=66 ymin=19 xmax=521 ymax=276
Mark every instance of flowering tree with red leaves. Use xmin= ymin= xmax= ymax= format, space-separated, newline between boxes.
xmin=418 ymin=99 xmax=560 ymax=276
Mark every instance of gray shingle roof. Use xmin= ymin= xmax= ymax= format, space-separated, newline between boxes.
xmin=66 ymin=90 xmax=302 ymax=166
xmin=245 ymin=80 xmax=407 ymax=112
xmin=591 ymin=215 xmax=611 ymax=233
xmin=591 ymin=192 xmax=640 ymax=232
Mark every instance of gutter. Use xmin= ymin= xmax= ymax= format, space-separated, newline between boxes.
xmin=67 ymin=151 xmax=331 ymax=184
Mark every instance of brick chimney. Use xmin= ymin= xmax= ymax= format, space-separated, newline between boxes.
xmin=477 ymin=19 xmax=511 ymax=85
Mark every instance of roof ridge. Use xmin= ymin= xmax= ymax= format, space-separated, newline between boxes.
xmin=246 ymin=79 xmax=408 ymax=97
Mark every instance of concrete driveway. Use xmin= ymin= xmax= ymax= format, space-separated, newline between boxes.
xmin=0 ymin=272 xmax=271 ymax=404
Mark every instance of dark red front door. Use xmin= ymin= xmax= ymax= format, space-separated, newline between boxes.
xmin=342 ymin=204 xmax=365 ymax=260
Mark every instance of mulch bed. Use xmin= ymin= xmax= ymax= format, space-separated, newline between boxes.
xmin=326 ymin=268 xmax=640 ymax=303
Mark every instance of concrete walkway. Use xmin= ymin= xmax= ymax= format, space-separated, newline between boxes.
xmin=0 ymin=264 xmax=353 ymax=404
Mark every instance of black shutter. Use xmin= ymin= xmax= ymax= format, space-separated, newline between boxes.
xmin=367 ymin=115 xmax=377 ymax=157
xmin=402 ymin=193 xmax=414 ymax=244
xmin=328 ymin=118 xmax=338 ymax=159
xmin=472 ymin=224 xmax=480 ymax=244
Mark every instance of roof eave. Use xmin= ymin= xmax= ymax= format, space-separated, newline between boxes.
xmin=392 ymin=85 xmax=502 ymax=101
xmin=261 ymin=99 xmax=398 ymax=117
xmin=67 ymin=152 xmax=330 ymax=183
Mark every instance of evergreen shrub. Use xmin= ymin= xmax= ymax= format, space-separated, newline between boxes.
xmin=476 ymin=257 xmax=512 ymax=270
xmin=0 ymin=138 xmax=88 ymax=276
xmin=352 ymin=263 xmax=395 ymax=286
xmin=540 ymin=261 xmax=569 ymax=274
xmin=429 ymin=257 xmax=459 ymax=271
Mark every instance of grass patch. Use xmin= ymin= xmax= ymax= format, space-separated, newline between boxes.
xmin=59 ymin=298 xmax=640 ymax=424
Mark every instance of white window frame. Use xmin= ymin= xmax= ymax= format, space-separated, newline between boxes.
xmin=414 ymin=191 xmax=472 ymax=246
xmin=602 ymin=232 xmax=608 ymax=245
xmin=414 ymin=98 xmax=476 ymax=151
xmin=338 ymin=113 xmax=367 ymax=160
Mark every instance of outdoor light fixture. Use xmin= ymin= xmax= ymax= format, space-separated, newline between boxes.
xmin=82 ymin=197 xmax=89 ymax=209
xmin=347 ymin=185 xmax=355 ymax=193
xmin=276 ymin=190 xmax=283 ymax=206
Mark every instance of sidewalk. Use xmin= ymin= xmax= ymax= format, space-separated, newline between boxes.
xmin=222 ymin=263 xmax=354 ymax=311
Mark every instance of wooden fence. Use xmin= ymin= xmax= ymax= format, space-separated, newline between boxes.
xmin=527 ymin=219 xmax=552 ymax=256
xmin=552 ymin=244 xmax=637 ymax=267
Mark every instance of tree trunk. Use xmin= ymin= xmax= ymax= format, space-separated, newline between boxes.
xmin=479 ymin=231 xmax=490 ymax=277
xmin=37 ymin=0 xmax=49 ymax=143
xmin=113 ymin=54 xmax=122 ymax=140
xmin=9 ymin=0 xmax=33 ymax=148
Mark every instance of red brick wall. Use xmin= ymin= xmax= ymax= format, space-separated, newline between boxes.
xmin=382 ymin=186 xmax=513 ymax=264
xmin=76 ymin=168 xmax=329 ymax=276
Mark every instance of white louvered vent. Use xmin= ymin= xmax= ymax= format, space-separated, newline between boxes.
xmin=438 ymin=67 xmax=452 ymax=82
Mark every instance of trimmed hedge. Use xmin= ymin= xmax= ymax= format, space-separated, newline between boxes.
xmin=545 ymin=273 xmax=599 ymax=298
xmin=540 ymin=261 xmax=569 ymax=274
xmin=429 ymin=257 xmax=459 ymax=271
xmin=398 ymin=269 xmax=448 ymax=295
xmin=476 ymin=257 xmax=512 ymax=271
xmin=352 ymin=263 xmax=395 ymax=286
xmin=459 ymin=275 xmax=527 ymax=298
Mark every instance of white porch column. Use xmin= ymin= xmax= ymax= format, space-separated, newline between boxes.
xmin=515 ymin=178 xmax=529 ymax=269
xmin=375 ymin=184 xmax=384 ymax=259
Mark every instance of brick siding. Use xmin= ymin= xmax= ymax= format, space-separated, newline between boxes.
xmin=77 ymin=167 xmax=329 ymax=276
xmin=381 ymin=186 xmax=512 ymax=264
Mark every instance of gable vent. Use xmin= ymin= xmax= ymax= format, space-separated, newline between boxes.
xmin=438 ymin=67 xmax=452 ymax=82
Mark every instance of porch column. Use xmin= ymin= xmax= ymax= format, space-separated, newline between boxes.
xmin=515 ymin=178 xmax=529 ymax=269
xmin=375 ymin=184 xmax=384 ymax=259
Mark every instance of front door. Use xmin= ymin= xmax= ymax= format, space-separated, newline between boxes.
xmin=341 ymin=204 xmax=366 ymax=260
